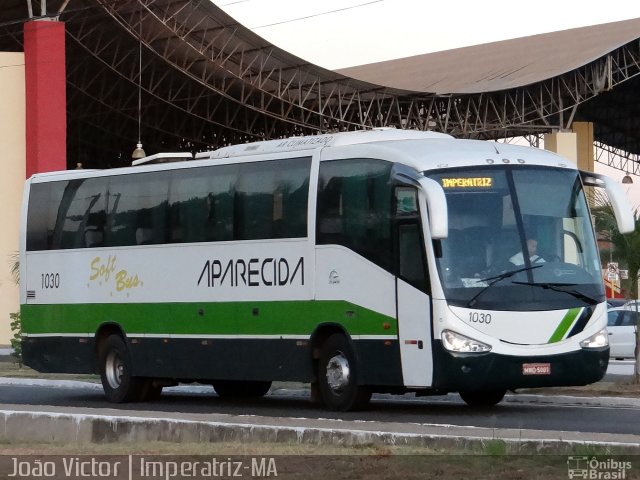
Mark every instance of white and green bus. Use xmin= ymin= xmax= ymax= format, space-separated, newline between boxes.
xmin=20 ymin=129 xmax=634 ymax=410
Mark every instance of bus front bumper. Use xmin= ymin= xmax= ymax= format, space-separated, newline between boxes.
xmin=431 ymin=341 xmax=609 ymax=391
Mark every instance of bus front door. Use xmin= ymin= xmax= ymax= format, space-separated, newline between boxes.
xmin=396 ymin=222 xmax=433 ymax=388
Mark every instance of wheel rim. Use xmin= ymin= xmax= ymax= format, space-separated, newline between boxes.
xmin=325 ymin=351 xmax=350 ymax=394
xmin=105 ymin=350 xmax=124 ymax=389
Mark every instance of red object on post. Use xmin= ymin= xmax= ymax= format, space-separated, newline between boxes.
xmin=24 ymin=20 xmax=67 ymax=178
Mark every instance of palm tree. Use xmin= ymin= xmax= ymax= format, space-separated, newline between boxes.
xmin=8 ymin=253 xmax=20 ymax=365
xmin=9 ymin=252 xmax=18 ymax=285
xmin=590 ymin=190 xmax=640 ymax=383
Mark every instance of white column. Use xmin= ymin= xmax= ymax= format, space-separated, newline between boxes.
xmin=543 ymin=130 xmax=578 ymax=165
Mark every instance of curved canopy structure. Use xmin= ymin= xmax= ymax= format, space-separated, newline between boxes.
xmin=1 ymin=0 xmax=640 ymax=172
xmin=338 ymin=18 xmax=640 ymax=95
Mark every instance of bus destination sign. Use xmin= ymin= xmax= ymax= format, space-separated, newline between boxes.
xmin=441 ymin=177 xmax=493 ymax=189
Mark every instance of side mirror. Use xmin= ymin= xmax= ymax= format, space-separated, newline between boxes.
xmin=581 ymin=171 xmax=635 ymax=233
xmin=417 ymin=177 xmax=448 ymax=239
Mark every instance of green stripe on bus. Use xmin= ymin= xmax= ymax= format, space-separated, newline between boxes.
xmin=20 ymin=300 xmax=397 ymax=337
xmin=548 ymin=308 xmax=582 ymax=343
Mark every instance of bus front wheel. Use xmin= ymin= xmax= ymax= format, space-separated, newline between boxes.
xmin=98 ymin=334 xmax=144 ymax=403
xmin=459 ymin=389 xmax=506 ymax=407
xmin=318 ymin=334 xmax=371 ymax=411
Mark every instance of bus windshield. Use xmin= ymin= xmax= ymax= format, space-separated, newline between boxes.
xmin=426 ymin=166 xmax=605 ymax=311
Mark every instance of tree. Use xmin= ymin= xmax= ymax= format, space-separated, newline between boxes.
xmin=590 ymin=190 xmax=640 ymax=383
xmin=591 ymin=191 xmax=640 ymax=299
xmin=8 ymin=253 xmax=21 ymax=365
xmin=9 ymin=252 xmax=18 ymax=284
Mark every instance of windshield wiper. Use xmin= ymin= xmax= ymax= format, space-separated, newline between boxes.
xmin=511 ymin=281 xmax=599 ymax=304
xmin=466 ymin=265 xmax=543 ymax=308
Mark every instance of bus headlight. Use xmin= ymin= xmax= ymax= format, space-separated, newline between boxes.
xmin=441 ymin=329 xmax=492 ymax=353
xmin=579 ymin=328 xmax=608 ymax=349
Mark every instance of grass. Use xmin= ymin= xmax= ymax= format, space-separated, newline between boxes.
xmin=0 ymin=361 xmax=100 ymax=382
xmin=517 ymin=380 xmax=640 ymax=398
xmin=0 ymin=440 xmax=634 ymax=480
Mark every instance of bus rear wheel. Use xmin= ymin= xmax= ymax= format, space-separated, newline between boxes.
xmin=98 ymin=334 xmax=144 ymax=403
xmin=212 ymin=380 xmax=272 ymax=398
xmin=318 ymin=334 xmax=371 ymax=411
xmin=459 ymin=389 xmax=506 ymax=407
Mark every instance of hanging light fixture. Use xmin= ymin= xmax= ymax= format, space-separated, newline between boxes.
xmin=622 ymin=172 xmax=633 ymax=184
xmin=132 ymin=11 xmax=146 ymax=161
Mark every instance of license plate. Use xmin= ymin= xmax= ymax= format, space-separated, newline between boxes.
xmin=522 ymin=363 xmax=551 ymax=375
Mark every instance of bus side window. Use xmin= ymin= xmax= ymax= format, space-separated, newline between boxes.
xmin=278 ymin=159 xmax=310 ymax=238
xmin=316 ymin=176 xmax=344 ymax=242
xmin=54 ymin=178 xmax=106 ymax=249
xmin=106 ymin=172 xmax=169 ymax=247
xmin=235 ymin=162 xmax=275 ymax=240
xmin=235 ymin=158 xmax=310 ymax=240
xmin=317 ymin=159 xmax=393 ymax=272
xmin=395 ymin=187 xmax=418 ymax=215
xmin=169 ymin=164 xmax=237 ymax=243
xmin=84 ymin=211 xmax=106 ymax=247
xmin=398 ymin=223 xmax=428 ymax=293
xmin=26 ymin=182 xmax=61 ymax=251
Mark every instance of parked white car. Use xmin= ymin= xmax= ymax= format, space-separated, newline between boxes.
xmin=623 ymin=300 xmax=640 ymax=311
xmin=607 ymin=307 xmax=638 ymax=359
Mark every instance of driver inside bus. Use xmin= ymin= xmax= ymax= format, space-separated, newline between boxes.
xmin=509 ymin=238 xmax=545 ymax=266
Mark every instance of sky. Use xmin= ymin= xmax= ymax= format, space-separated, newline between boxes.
xmin=212 ymin=0 xmax=640 ymax=208
xmin=213 ymin=0 xmax=640 ymax=69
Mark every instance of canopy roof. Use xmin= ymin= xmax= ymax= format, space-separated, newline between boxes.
xmin=0 ymin=1 xmax=639 ymax=172
xmin=338 ymin=18 xmax=640 ymax=94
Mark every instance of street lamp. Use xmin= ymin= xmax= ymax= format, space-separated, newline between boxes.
xmin=132 ymin=142 xmax=146 ymax=160
xmin=132 ymin=9 xmax=146 ymax=161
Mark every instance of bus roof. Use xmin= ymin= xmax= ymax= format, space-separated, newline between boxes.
xmin=195 ymin=128 xmax=452 ymax=160
xmin=131 ymin=152 xmax=193 ymax=166
xmin=195 ymin=128 xmax=573 ymax=171
xmin=28 ymin=129 xmax=575 ymax=184
xmin=368 ymin=138 xmax=574 ymax=172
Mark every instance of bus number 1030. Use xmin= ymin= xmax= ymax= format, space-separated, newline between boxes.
xmin=469 ymin=311 xmax=491 ymax=324
xmin=41 ymin=273 xmax=60 ymax=289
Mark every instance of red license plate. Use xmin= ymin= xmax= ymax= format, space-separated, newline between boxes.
xmin=522 ymin=363 xmax=551 ymax=375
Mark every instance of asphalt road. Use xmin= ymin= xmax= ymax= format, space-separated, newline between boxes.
xmin=0 ymin=378 xmax=638 ymax=438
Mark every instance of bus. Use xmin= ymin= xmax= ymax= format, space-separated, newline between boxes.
xmin=20 ymin=128 xmax=634 ymax=411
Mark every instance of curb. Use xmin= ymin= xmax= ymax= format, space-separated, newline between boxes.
xmin=1 ymin=409 xmax=640 ymax=454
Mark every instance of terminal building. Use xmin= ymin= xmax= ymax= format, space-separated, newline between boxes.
xmin=1 ymin=0 xmax=639 ymax=343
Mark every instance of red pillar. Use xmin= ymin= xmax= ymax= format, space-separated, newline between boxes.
xmin=24 ymin=20 xmax=67 ymax=178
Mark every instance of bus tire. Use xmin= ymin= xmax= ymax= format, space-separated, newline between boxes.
xmin=98 ymin=334 xmax=143 ymax=403
xmin=459 ymin=389 xmax=506 ymax=407
xmin=318 ymin=333 xmax=371 ymax=411
xmin=213 ymin=380 xmax=272 ymax=398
